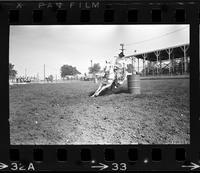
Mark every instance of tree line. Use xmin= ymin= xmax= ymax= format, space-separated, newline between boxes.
xmin=9 ymin=62 xmax=133 ymax=80
xmin=60 ymin=63 xmax=102 ymax=78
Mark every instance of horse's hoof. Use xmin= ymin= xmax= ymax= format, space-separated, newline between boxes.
xmin=91 ymin=94 xmax=98 ymax=97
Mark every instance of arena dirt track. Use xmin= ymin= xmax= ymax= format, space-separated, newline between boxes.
xmin=9 ymin=79 xmax=190 ymax=144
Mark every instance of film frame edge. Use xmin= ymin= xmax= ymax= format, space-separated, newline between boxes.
xmin=0 ymin=0 xmax=199 ymax=171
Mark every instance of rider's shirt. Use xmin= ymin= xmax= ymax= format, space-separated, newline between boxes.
xmin=115 ymin=57 xmax=124 ymax=68
xmin=114 ymin=57 xmax=126 ymax=82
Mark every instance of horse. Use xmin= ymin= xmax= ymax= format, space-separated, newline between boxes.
xmin=91 ymin=60 xmax=130 ymax=97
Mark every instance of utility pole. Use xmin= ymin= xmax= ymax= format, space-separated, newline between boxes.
xmin=120 ymin=43 xmax=125 ymax=55
xmin=90 ymin=60 xmax=93 ymax=68
xmin=37 ymin=73 xmax=39 ymax=81
xmin=25 ymin=68 xmax=27 ymax=78
xmin=44 ymin=64 xmax=45 ymax=81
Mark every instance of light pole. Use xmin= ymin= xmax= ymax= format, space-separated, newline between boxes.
xmin=90 ymin=60 xmax=93 ymax=69
xmin=25 ymin=68 xmax=27 ymax=78
xmin=44 ymin=64 xmax=46 ymax=81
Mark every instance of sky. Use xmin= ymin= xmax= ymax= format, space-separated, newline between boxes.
xmin=9 ymin=25 xmax=189 ymax=79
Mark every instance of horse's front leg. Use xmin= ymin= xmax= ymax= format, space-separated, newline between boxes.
xmin=91 ymin=83 xmax=103 ymax=97
xmin=95 ymin=83 xmax=112 ymax=97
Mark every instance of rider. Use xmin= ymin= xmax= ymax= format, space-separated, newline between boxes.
xmin=113 ymin=52 xmax=126 ymax=88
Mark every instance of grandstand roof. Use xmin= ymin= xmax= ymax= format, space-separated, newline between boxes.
xmin=124 ymin=43 xmax=189 ymax=62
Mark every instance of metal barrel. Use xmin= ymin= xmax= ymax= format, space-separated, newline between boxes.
xmin=127 ymin=75 xmax=141 ymax=94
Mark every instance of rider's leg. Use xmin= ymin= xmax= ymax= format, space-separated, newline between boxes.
xmin=112 ymin=79 xmax=118 ymax=88
xmin=118 ymin=78 xmax=126 ymax=85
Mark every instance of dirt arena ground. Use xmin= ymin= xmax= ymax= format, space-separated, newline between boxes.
xmin=9 ymin=78 xmax=190 ymax=145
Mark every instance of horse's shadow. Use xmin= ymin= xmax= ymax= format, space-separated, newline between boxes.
xmin=89 ymin=86 xmax=129 ymax=97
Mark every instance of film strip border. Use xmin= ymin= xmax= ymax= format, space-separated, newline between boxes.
xmin=7 ymin=146 xmax=199 ymax=171
xmin=0 ymin=1 xmax=200 ymax=24
xmin=0 ymin=0 xmax=200 ymax=171
xmin=9 ymin=147 xmax=188 ymax=162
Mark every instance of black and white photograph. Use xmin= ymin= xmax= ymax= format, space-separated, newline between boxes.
xmin=9 ymin=25 xmax=190 ymax=145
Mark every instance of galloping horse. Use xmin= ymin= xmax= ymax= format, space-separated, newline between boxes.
xmin=91 ymin=59 xmax=131 ymax=97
